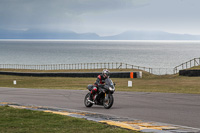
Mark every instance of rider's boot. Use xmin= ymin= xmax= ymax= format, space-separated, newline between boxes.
xmin=89 ymin=93 xmax=93 ymax=101
xmin=89 ymin=93 xmax=95 ymax=104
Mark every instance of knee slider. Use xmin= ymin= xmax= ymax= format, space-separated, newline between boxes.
xmin=91 ymin=87 xmax=97 ymax=94
xmin=91 ymin=90 xmax=96 ymax=94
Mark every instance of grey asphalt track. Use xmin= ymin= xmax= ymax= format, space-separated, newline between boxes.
xmin=0 ymin=87 xmax=199 ymax=129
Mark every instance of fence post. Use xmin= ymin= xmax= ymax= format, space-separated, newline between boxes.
xmin=199 ymin=58 xmax=200 ymax=65
xmin=194 ymin=58 xmax=198 ymax=66
xmin=186 ymin=62 xmax=188 ymax=69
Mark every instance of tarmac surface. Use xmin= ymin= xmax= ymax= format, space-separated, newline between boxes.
xmin=0 ymin=87 xmax=200 ymax=129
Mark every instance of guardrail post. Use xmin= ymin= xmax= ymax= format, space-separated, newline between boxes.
xmin=199 ymin=58 xmax=200 ymax=65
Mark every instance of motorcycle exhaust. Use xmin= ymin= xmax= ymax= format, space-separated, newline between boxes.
xmin=88 ymin=99 xmax=95 ymax=104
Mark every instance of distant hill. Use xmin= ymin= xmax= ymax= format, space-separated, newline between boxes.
xmin=1 ymin=29 xmax=200 ymax=40
xmin=0 ymin=29 xmax=100 ymax=39
xmin=102 ymin=30 xmax=200 ymax=40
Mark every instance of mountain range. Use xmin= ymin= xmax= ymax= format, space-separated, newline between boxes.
xmin=1 ymin=29 xmax=200 ymax=40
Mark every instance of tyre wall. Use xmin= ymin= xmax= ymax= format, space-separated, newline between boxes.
xmin=0 ymin=71 xmax=142 ymax=78
xmin=179 ymin=70 xmax=200 ymax=76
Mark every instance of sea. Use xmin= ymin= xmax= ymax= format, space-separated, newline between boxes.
xmin=0 ymin=40 xmax=200 ymax=74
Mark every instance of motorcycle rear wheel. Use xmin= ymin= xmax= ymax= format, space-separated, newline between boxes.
xmin=103 ymin=94 xmax=114 ymax=109
xmin=84 ymin=93 xmax=93 ymax=107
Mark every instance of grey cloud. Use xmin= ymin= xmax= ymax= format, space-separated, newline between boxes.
xmin=0 ymin=0 xmax=200 ymax=35
xmin=0 ymin=0 xmax=149 ymax=30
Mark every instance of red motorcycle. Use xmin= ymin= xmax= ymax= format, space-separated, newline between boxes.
xmin=84 ymin=78 xmax=115 ymax=109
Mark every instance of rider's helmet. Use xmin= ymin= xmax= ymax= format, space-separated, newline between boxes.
xmin=102 ymin=69 xmax=110 ymax=78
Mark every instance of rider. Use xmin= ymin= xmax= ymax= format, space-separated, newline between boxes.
xmin=89 ymin=69 xmax=110 ymax=101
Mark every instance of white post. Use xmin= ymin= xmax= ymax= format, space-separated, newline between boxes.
xmin=128 ymin=81 xmax=132 ymax=87
xmin=13 ymin=80 xmax=17 ymax=85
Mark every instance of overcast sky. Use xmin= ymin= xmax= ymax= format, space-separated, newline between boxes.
xmin=0 ymin=0 xmax=200 ymax=36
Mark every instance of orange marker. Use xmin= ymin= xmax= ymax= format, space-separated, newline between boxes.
xmin=130 ymin=72 xmax=134 ymax=78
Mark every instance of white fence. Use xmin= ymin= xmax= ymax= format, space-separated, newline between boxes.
xmin=0 ymin=62 xmax=176 ymax=75
xmin=174 ymin=58 xmax=200 ymax=74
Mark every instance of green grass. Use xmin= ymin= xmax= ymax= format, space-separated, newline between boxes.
xmin=187 ymin=65 xmax=200 ymax=69
xmin=0 ymin=106 xmax=137 ymax=133
xmin=1 ymin=74 xmax=200 ymax=94
xmin=0 ymin=69 xmax=200 ymax=94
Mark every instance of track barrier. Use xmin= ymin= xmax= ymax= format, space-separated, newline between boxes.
xmin=0 ymin=71 xmax=142 ymax=78
xmin=179 ymin=70 xmax=200 ymax=77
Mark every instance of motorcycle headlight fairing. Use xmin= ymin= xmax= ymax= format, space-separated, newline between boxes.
xmin=109 ymin=87 xmax=115 ymax=91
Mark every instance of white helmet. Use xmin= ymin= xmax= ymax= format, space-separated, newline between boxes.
xmin=102 ymin=69 xmax=110 ymax=77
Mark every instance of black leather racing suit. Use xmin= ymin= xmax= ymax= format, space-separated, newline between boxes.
xmin=90 ymin=74 xmax=107 ymax=100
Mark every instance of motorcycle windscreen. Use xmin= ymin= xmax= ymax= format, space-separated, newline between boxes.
xmin=105 ymin=78 xmax=115 ymax=89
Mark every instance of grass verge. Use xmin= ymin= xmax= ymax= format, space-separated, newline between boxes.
xmin=186 ymin=65 xmax=200 ymax=69
xmin=0 ymin=69 xmax=200 ymax=94
xmin=0 ymin=106 xmax=137 ymax=133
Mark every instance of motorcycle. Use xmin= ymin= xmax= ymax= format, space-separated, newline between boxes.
xmin=84 ymin=78 xmax=115 ymax=109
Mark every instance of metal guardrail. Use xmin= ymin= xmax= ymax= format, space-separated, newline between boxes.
xmin=3 ymin=61 xmax=198 ymax=75
xmin=174 ymin=57 xmax=200 ymax=74
xmin=0 ymin=62 xmax=152 ymax=71
xmin=0 ymin=62 xmax=156 ymax=73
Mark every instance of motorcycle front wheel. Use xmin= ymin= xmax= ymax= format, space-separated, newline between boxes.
xmin=103 ymin=94 xmax=114 ymax=109
xmin=84 ymin=92 xmax=93 ymax=107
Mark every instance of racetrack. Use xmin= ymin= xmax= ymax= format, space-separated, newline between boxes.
xmin=0 ymin=87 xmax=199 ymax=129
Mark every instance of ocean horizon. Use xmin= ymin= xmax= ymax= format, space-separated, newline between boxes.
xmin=1 ymin=40 xmax=200 ymax=73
